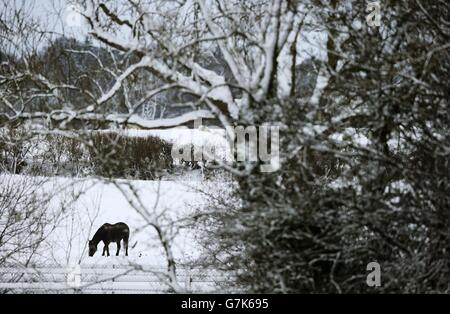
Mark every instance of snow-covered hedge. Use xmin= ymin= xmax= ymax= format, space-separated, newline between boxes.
xmin=0 ymin=128 xmax=174 ymax=180
xmin=88 ymin=132 xmax=173 ymax=180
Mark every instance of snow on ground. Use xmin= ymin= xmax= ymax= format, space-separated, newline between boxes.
xmin=1 ymin=126 xmax=233 ymax=271
xmin=1 ymin=127 xmax=235 ymax=292
xmin=1 ymin=174 xmax=216 ymax=268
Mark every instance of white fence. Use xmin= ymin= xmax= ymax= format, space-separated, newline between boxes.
xmin=0 ymin=265 xmax=236 ymax=294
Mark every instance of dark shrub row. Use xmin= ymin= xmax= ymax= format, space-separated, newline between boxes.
xmin=88 ymin=132 xmax=173 ymax=180
xmin=0 ymin=128 xmax=174 ymax=180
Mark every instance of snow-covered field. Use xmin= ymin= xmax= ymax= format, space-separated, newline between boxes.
xmin=0 ymin=172 xmax=233 ymax=293
xmin=40 ymin=176 xmax=208 ymax=266
xmin=0 ymin=126 xmax=236 ymax=293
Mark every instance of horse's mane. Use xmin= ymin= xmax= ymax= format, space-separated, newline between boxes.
xmin=91 ymin=226 xmax=104 ymax=244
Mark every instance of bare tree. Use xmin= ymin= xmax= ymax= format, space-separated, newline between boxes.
xmin=0 ymin=175 xmax=60 ymax=268
xmin=113 ymin=179 xmax=186 ymax=292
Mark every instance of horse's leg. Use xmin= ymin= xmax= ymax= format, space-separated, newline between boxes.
xmin=116 ymin=241 xmax=121 ymax=256
xmin=102 ymin=246 xmax=106 ymax=256
xmin=124 ymin=238 xmax=129 ymax=256
xmin=106 ymin=244 xmax=110 ymax=256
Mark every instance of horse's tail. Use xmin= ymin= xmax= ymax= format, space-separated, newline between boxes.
xmin=123 ymin=225 xmax=130 ymax=242
xmin=122 ymin=225 xmax=130 ymax=256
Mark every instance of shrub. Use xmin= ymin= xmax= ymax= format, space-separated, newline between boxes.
xmin=0 ymin=126 xmax=35 ymax=174
xmin=87 ymin=132 xmax=173 ymax=180
xmin=0 ymin=129 xmax=174 ymax=180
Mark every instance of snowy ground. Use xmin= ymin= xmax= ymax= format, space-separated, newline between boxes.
xmin=2 ymin=126 xmax=231 ymax=267
xmin=0 ymin=171 xmax=236 ymax=293
xmin=53 ymin=176 xmax=209 ymax=266
xmin=0 ymin=127 xmax=235 ymax=292
xmin=1 ymin=173 xmax=219 ymax=267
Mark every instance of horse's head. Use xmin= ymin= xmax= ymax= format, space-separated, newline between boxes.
xmin=88 ymin=240 xmax=97 ymax=256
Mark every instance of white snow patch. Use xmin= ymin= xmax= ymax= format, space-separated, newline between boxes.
xmin=1 ymin=175 xmax=215 ymax=268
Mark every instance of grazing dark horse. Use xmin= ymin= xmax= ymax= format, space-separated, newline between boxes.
xmin=88 ymin=222 xmax=130 ymax=257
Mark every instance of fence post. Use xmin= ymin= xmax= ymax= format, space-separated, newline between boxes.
xmin=67 ymin=264 xmax=82 ymax=294
xmin=185 ymin=267 xmax=192 ymax=291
